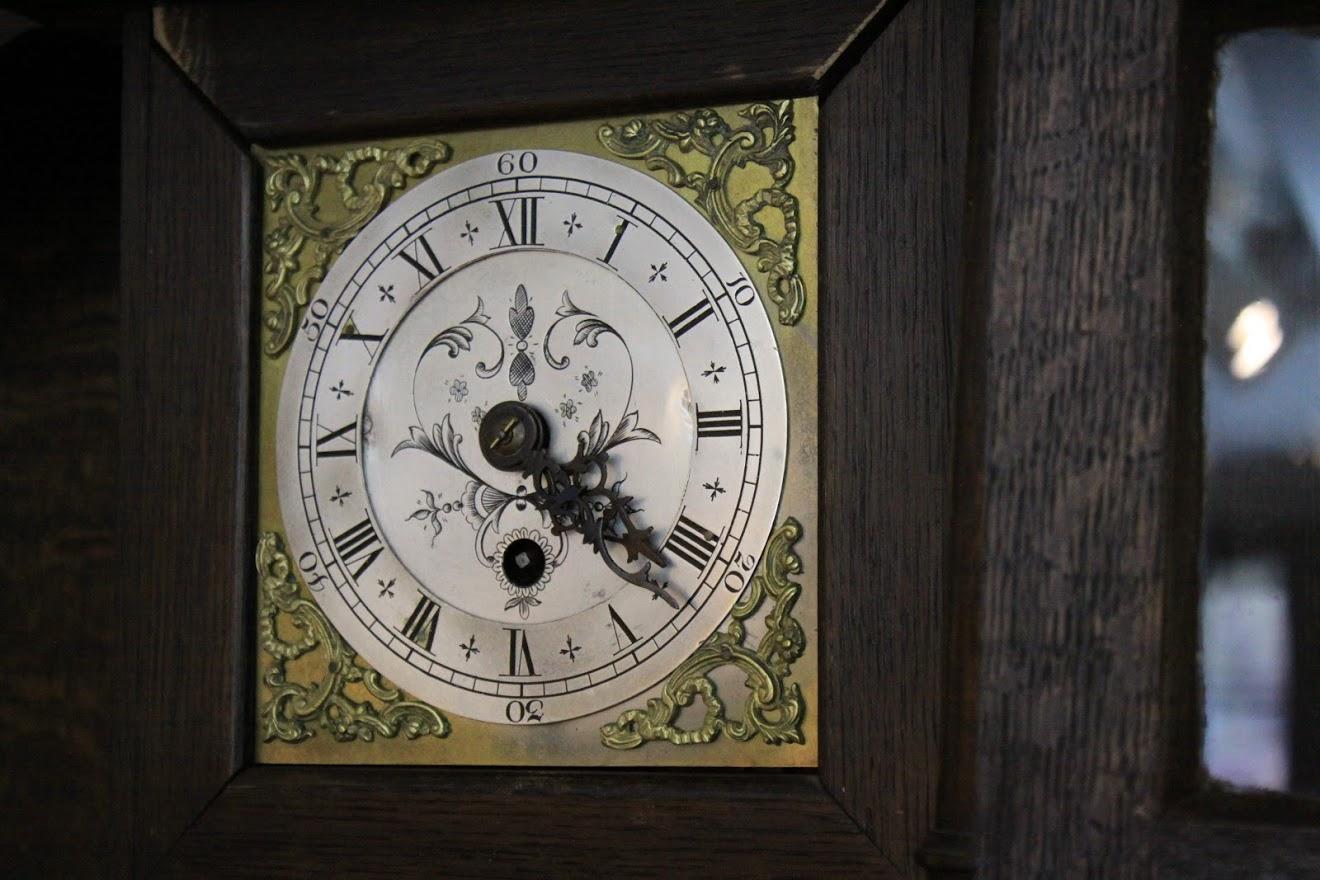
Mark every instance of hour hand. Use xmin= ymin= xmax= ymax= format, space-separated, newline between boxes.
xmin=478 ymin=402 xmax=679 ymax=608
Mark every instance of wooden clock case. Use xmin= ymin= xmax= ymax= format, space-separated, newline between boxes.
xmin=109 ymin=0 xmax=1320 ymax=876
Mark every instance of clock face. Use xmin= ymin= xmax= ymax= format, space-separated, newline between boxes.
xmin=276 ymin=149 xmax=788 ymax=724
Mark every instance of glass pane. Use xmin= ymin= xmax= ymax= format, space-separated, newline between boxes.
xmin=1201 ymin=30 xmax=1320 ymax=796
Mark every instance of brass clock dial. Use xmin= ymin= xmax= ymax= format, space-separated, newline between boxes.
xmin=274 ymin=149 xmax=789 ymax=725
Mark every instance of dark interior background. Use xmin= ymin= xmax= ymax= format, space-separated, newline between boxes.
xmin=0 ymin=10 xmax=120 ymax=875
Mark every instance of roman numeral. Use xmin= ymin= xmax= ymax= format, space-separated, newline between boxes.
xmin=494 ymin=197 xmax=544 ymax=247
xmin=607 ymin=604 xmax=639 ymax=653
xmin=598 ymin=217 xmax=633 ymax=266
xmin=339 ymin=314 xmax=385 ymax=360
xmin=398 ymin=595 xmax=441 ymax=652
xmin=333 ymin=516 xmax=383 ymax=579
xmin=667 ymin=298 xmax=715 ymax=340
xmin=696 ymin=407 xmax=742 ymax=440
xmin=395 ymin=231 xmax=447 ymax=282
xmin=315 ymin=419 xmax=357 ymax=460
xmin=504 ymin=628 xmax=539 ymax=676
xmin=665 ymin=513 xmax=719 ymax=571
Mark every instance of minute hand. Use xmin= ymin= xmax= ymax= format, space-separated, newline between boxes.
xmin=520 ymin=442 xmax=679 ymax=609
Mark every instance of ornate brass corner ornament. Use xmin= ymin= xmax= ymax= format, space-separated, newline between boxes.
xmin=601 ymin=517 xmax=806 ymax=749
xmin=256 ymin=531 xmax=450 ymax=743
xmin=598 ymin=100 xmax=805 ymax=325
xmin=260 ymin=140 xmax=452 ymax=357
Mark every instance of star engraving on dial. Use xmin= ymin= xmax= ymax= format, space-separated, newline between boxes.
xmin=559 ymin=635 xmax=581 ymax=662
xmin=459 ymin=635 xmax=479 ymax=661
xmin=378 ymin=283 xmax=395 ymax=303
xmin=377 ymin=577 xmax=396 ymax=598
xmin=460 ymin=220 xmax=479 ymax=245
xmin=329 ymin=379 xmax=353 ymax=400
xmin=329 ymin=485 xmax=351 ymax=506
xmin=703 ymin=477 xmax=726 ymax=501
xmin=563 ymin=212 xmax=583 ymax=236
xmin=701 ymin=362 xmax=726 ymax=383
xmin=648 ymin=262 xmax=668 ymax=283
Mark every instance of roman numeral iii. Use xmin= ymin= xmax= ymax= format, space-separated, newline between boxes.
xmin=696 ymin=407 xmax=742 ymax=440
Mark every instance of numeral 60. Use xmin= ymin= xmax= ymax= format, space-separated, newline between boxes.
xmin=497 ymin=151 xmax=538 ymax=175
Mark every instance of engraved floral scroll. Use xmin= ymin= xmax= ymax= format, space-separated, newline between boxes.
xmin=260 ymin=140 xmax=451 ymax=357
xmin=600 ymin=517 xmax=807 ymax=749
xmin=257 ymin=531 xmax=449 ymax=743
xmin=598 ymin=100 xmax=805 ymax=325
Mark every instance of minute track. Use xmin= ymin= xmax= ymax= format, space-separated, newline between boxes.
xmin=276 ymin=150 xmax=788 ymax=724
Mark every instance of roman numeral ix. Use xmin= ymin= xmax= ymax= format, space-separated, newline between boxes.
xmin=315 ymin=418 xmax=357 ymax=460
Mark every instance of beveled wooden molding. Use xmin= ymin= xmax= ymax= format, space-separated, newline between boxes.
xmin=160 ymin=767 xmax=902 ymax=877
xmin=124 ymin=1 xmax=983 ymax=876
xmin=153 ymin=0 xmax=897 ymax=144
xmin=820 ymin=0 xmax=974 ymax=874
xmin=120 ymin=15 xmax=255 ymax=875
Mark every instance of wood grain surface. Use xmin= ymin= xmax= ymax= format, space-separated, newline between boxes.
xmin=820 ymin=0 xmax=974 ymax=874
xmin=972 ymin=0 xmax=1182 ymax=875
xmin=1156 ymin=812 xmax=1320 ymax=877
xmin=0 ymin=27 xmax=120 ymax=879
xmin=153 ymin=0 xmax=892 ymax=145
xmin=162 ymin=766 xmax=900 ymax=878
xmin=119 ymin=23 xmax=254 ymax=875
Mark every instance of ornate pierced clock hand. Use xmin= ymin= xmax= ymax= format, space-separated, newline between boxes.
xmin=478 ymin=402 xmax=680 ymax=608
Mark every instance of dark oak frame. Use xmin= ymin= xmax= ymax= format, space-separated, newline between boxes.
xmin=120 ymin=1 xmax=977 ymax=876
xmin=121 ymin=0 xmax=1320 ymax=875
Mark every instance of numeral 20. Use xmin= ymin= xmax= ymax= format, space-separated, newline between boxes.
xmin=722 ymin=551 xmax=759 ymax=594
xmin=497 ymin=151 xmax=537 ymax=175
xmin=505 ymin=698 xmax=545 ymax=723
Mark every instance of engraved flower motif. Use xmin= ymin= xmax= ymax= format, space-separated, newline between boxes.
xmin=471 ymin=405 xmax=486 ymax=426
xmin=492 ymin=528 xmax=555 ymax=620
xmin=408 ymin=490 xmax=454 ymax=546
xmin=557 ymin=397 xmax=579 ymax=422
xmin=449 ymin=379 xmax=469 ymax=403
xmin=580 ymin=369 xmax=598 ymax=392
